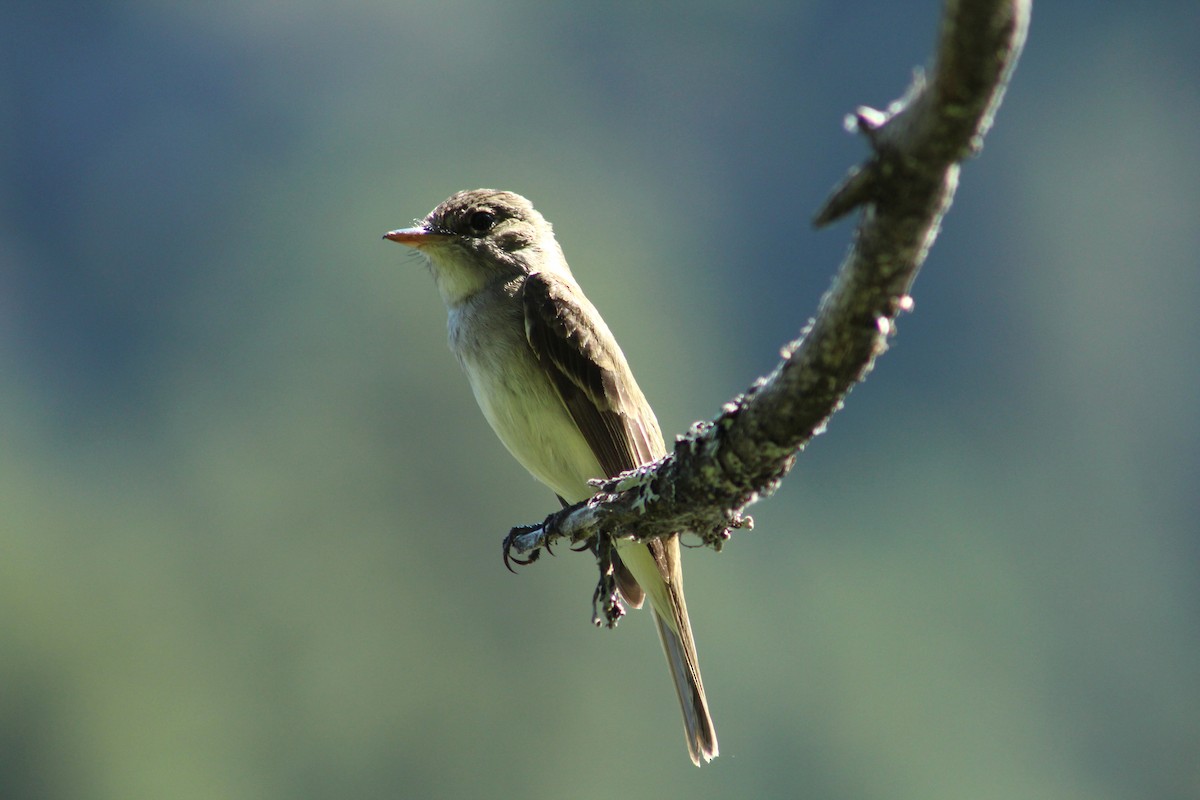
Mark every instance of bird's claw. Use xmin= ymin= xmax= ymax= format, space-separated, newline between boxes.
xmin=502 ymin=524 xmax=544 ymax=573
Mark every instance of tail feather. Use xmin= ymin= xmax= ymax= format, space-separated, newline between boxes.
xmin=653 ymin=607 xmax=718 ymax=766
xmin=615 ymin=537 xmax=717 ymax=765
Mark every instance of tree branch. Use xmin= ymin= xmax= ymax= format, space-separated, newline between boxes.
xmin=504 ymin=0 xmax=1031 ymax=627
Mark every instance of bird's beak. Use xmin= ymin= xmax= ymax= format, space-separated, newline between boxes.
xmin=382 ymin=226 xmax=451 ymax=249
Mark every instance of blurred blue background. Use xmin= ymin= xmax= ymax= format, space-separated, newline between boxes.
xmin=2 ymin=2 xmax=1197 ymax=798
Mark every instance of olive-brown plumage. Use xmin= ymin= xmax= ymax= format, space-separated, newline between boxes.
xmin=385 ymin=190 xmax=717 ymax=765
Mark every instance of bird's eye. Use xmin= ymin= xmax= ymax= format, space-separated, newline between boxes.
xmin=467 ymin=210 xmax=496 ymax=234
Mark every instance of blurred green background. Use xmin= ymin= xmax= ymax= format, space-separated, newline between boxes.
xmin=2 ymin=1 xmax=1197 ymax=798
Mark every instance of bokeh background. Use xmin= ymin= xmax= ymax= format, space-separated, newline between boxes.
xmin=2 ymin=1 xmax=1197 ymax=798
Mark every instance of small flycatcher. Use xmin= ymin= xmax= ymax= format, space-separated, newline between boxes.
xmin=384 ymin=189 xmax=717 ymax=765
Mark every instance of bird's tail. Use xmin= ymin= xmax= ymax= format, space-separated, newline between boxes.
xmin=615 ymin=537 xmax=718 ymax=765
xmin=653 ymin=595 xmax=718 ymax=766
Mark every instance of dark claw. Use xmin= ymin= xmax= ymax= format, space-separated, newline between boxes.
xmin=502 ymin=545 xmax=540 ymax=574
xmin=502 ymin=526 xmax=543 ymax=573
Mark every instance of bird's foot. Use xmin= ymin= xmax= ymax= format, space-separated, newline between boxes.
xmin=502 ymin=523 xmax=545 ymax=573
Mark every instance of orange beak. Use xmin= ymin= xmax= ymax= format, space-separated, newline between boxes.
xmin=382 ymin=226 xmax=451 ymax=249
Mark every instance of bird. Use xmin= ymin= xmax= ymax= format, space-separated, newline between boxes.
xmin=384 ymin=189 xmax=717 ymax=765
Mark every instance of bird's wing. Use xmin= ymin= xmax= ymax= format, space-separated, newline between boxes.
xmin=522 ymin=271 xmax=668 ymax=608
xmin=521 ymin=271 xmax=665 ymax=475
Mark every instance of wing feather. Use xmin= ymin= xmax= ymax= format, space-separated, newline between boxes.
xmin=522 ymin=271 xmax=667 ymax=609
xmin=521 ymin=271 xmax=664 ymax=476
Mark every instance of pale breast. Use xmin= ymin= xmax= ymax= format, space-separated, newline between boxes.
xmin=448 ymin=291 xmax=603 ymax=503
